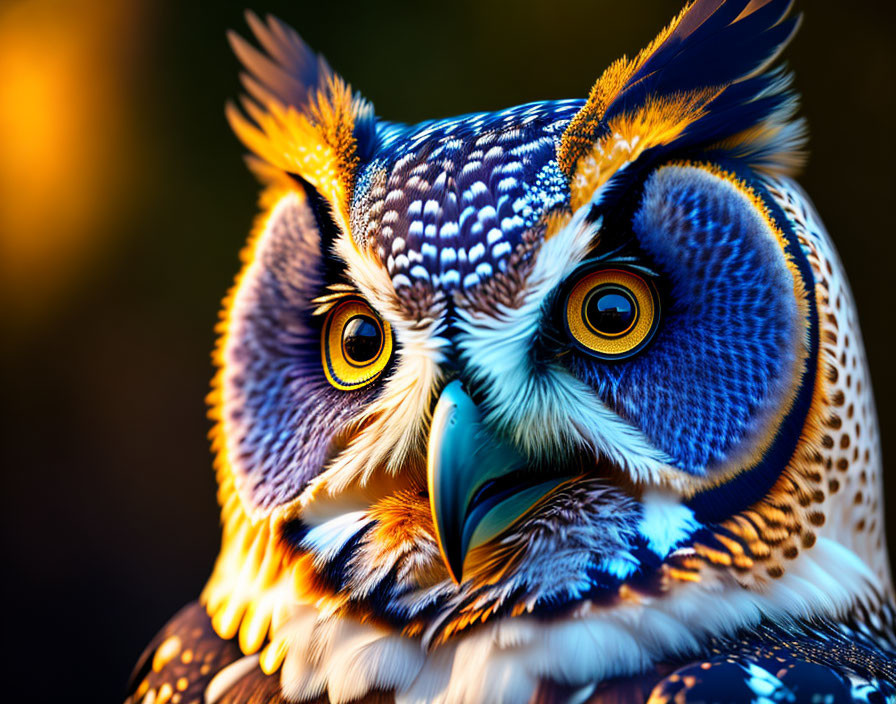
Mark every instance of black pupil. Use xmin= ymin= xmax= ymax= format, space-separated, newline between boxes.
xmin=343 ymin=315 xmax=382 ymax=364
xmin=585 ymin=287 xmax=637 ymax=336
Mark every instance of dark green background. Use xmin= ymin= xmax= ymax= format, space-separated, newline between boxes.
xmin=3 ymin=2 xmax=894 ymax=701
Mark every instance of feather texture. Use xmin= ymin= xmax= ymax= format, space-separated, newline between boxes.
xmin=128 ymin=3 xmax=896 ymax=703
xmin=560 ymin=0 xmax=806 ymax=211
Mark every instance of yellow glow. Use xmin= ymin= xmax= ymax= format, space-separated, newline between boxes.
xmin=0 ymin=0 xmax=143 ymax=322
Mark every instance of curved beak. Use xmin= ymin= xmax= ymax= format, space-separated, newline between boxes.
xmin=427 ymin=381 xmax=574 ymax=584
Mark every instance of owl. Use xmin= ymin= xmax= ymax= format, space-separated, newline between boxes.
xmin=126 ymin=1 xmax=896 ymax=703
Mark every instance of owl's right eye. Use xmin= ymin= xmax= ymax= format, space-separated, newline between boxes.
xmin=322 ymin=299 xmax=393 ymax=391
xmin=561 ymin=265 xmax=660 ymax=361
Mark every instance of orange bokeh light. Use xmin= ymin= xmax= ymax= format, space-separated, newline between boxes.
xmin=0 ymin=0 xmax=146 ymax=324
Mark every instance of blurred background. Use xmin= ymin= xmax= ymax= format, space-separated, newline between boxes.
xmin=1 ymin=0 xmax=893 ymax=700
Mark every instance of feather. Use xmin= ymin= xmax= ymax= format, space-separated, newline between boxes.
xmin=228 ymin=12 xmax=332 ymax=117
xmin=615 ymin=0 xmax=797 ymax=110
xmin=226 ymin=13 xmax=376 ymax=216
xmin=560 ymin=0 xmax=806 ymax=194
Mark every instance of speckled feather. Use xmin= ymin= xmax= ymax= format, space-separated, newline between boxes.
xmin=127 ymin=604 xmax=896 ymax=704
xmin=352 ymin=103 xmax=578 ymax=291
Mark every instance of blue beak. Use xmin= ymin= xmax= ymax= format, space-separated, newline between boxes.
xmin=426 ymin=380 xmax=576 ymax=583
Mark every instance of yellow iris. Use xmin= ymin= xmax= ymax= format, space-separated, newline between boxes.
xmin=322 ymin=299 xmax=392 ymax=391
xmin=564 ymin=267 xmax=659 ymax=359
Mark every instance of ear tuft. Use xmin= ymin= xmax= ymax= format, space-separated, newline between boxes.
xmin=226 ymin=13 xmax=376 ymax=223
xmin=559 ymin=0 xmax=805 ymax=202
xmin=229 ymin=12 xmax=333 ymax=116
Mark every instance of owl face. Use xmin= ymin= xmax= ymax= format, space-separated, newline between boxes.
xmin=204 ymin=0 xmax=889 ymax=695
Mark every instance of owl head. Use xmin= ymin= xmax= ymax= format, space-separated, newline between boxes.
xmin=202 ymin=1 xmax=892 ymax=700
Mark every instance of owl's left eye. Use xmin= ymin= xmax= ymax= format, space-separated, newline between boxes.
xmin=322 ymin=299 xmax=393 ymax=391
xmin=561 ymin=266 xmax=660 ymax=360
